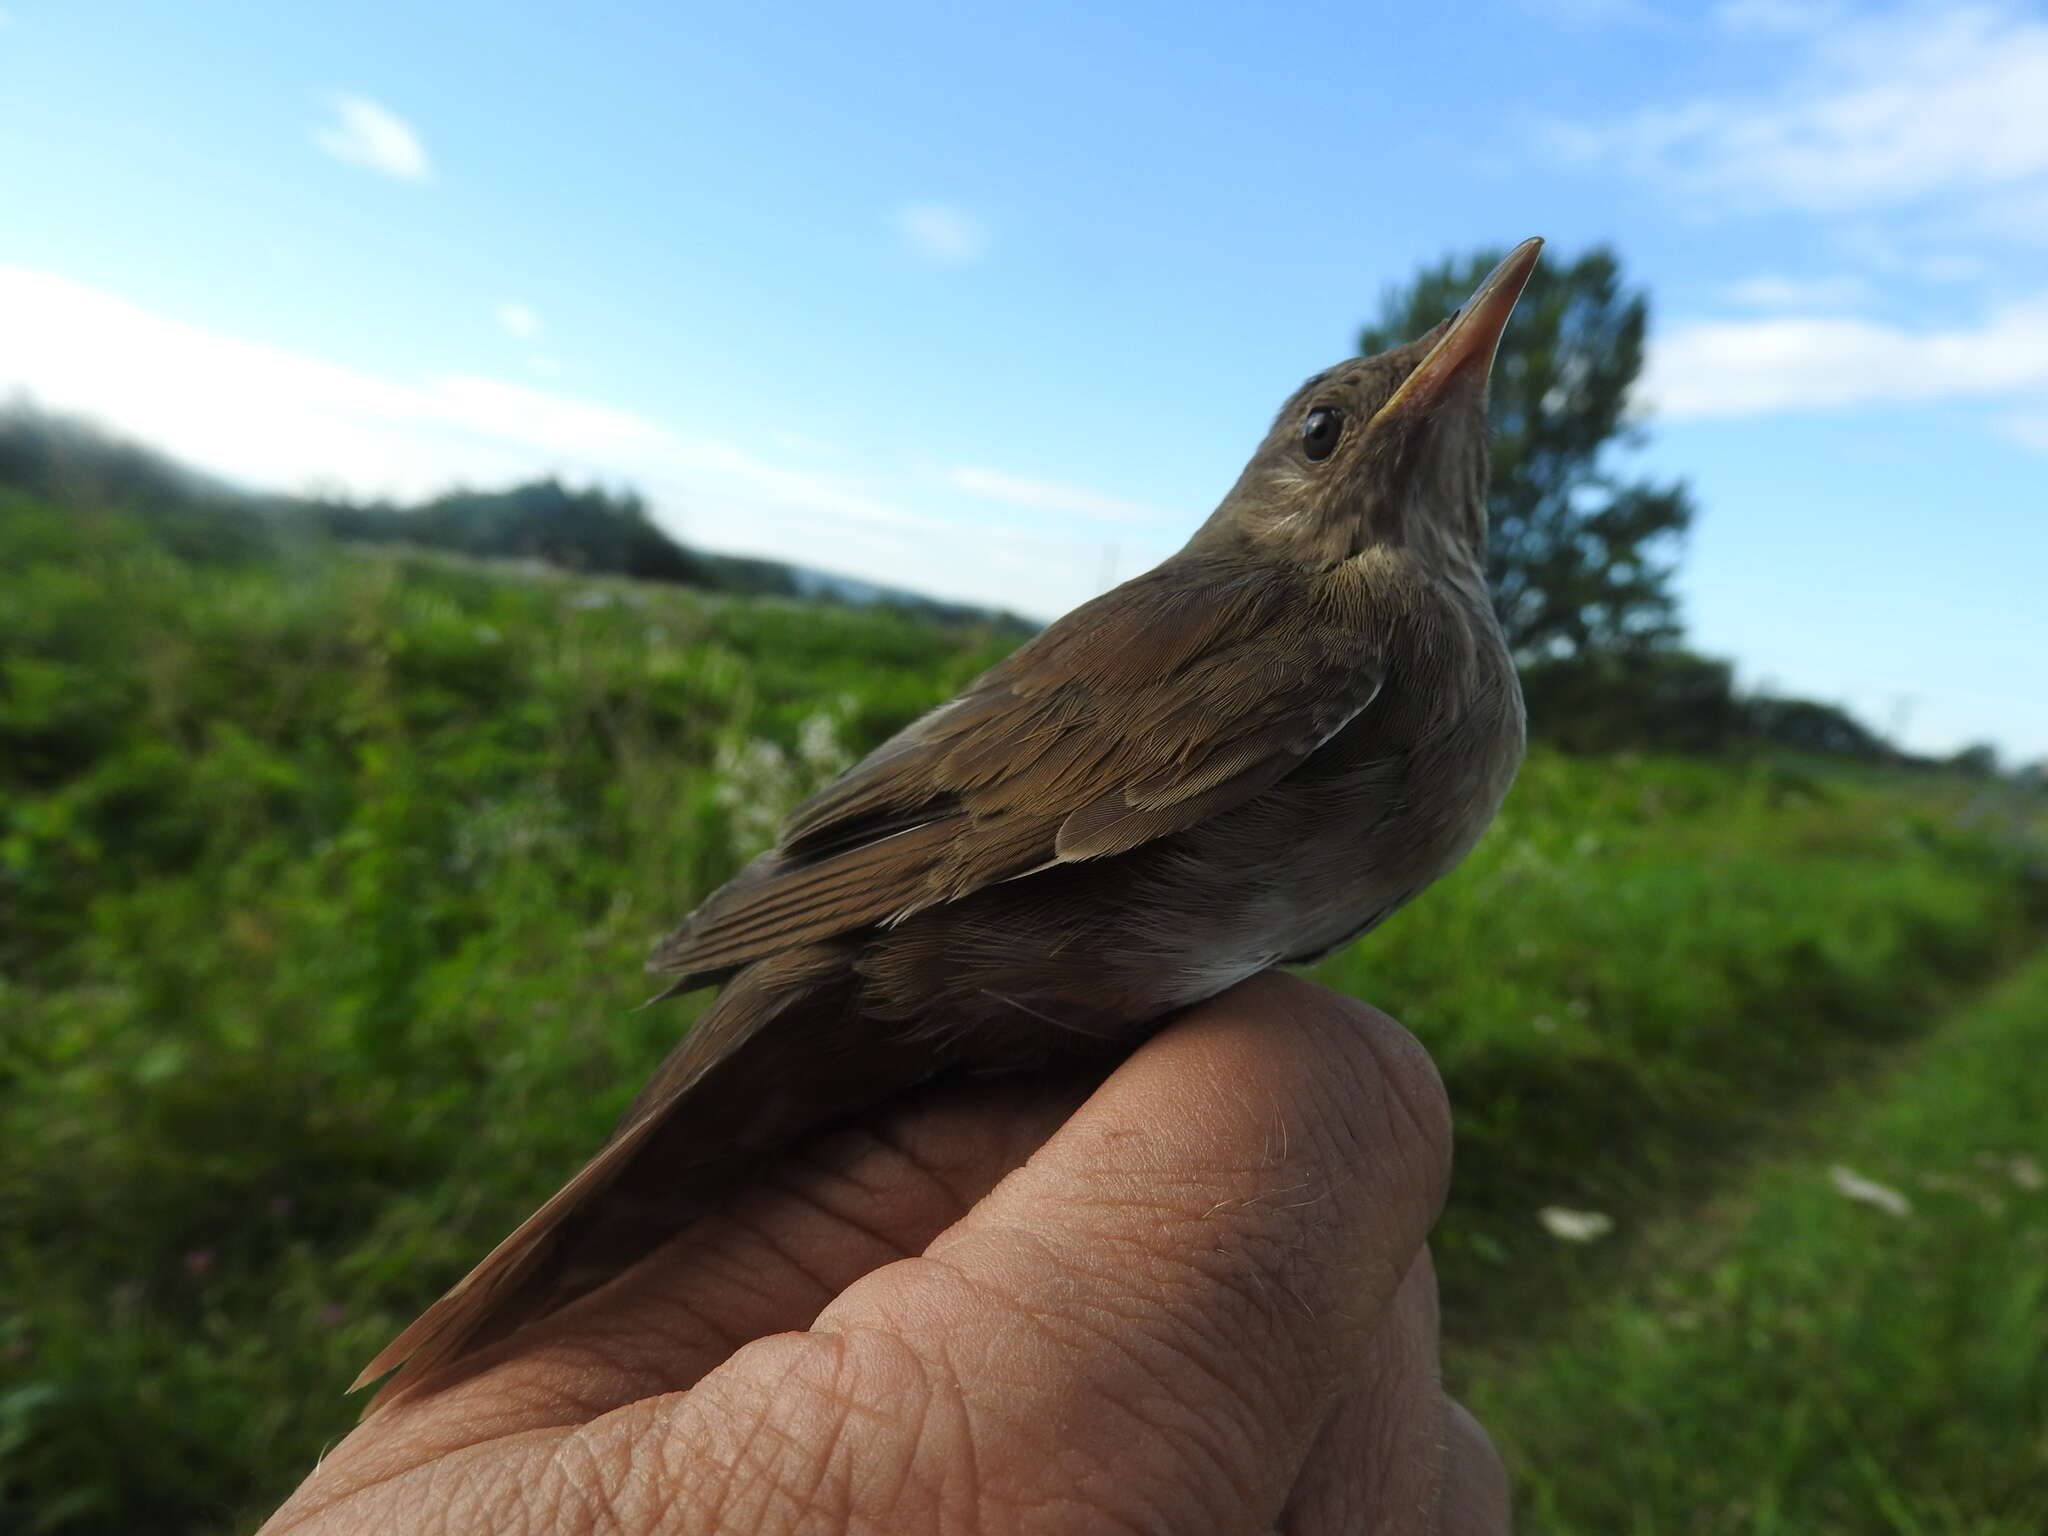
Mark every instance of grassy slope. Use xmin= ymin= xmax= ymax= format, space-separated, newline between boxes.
xmin=1465 ymin=948 xmax=2048 ymax=1534
xmin=1 ymin=496 xmax=2041 ymax=1531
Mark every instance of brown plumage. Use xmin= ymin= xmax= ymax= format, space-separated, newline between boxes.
xmin=355 ymin=237 xmax=1544 ymax=1406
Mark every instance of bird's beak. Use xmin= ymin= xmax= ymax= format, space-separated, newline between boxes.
xmin=1369 ymin=236 xmax=1543 ymax=430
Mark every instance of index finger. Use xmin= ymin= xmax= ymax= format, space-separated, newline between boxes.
xmin=811 ymin=972 xmax=1454 ymax=1532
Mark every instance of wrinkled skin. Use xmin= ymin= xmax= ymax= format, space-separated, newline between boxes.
xmin=263 ymin=976 xmax=1509 ymax=1535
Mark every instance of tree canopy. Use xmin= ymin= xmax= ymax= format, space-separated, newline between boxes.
xmin=313 ymin=478 xmax=712 ymax=586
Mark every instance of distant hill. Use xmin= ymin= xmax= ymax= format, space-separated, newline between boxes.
xmin=0 ymin=397 xmax=1036 ymax=637
xmin=3 ymin=395 xmax=1990 ymax=770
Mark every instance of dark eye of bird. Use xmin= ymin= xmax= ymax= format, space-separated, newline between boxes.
xmin=1301 ymin=407 xmax=1344 ymax=462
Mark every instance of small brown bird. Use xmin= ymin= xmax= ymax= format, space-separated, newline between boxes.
xmin=358 ymin=236 xmax=1543 ymax=1404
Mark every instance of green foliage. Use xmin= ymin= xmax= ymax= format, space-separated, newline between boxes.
xmin=1320 ymin=750 xmax=2041 ymax=1326
xmin=1463 ymin=950 xmax=2048 ymax=1532
xmin=1360 ymin=245 xmax=1696 ymax=660
xmin=1520 ymin=649 xmax=1892 ymax=760
xmin=0 ymin=403 xmax=280 ymax=566
xmin=1520 ymin=648 xmax=1747 ymax=755
xmin=0 ymin=399 xmax=1034 ymax=636
xmin=2 ymin=495 xmax=2041 ymax=1532
xmin=312 ymin=479 xmax=713 ymax=586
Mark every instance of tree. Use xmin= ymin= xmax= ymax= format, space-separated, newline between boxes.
xmin=1518 ymin=648 xmax=1741 ymax=755
xmin=311 ymin=478 xmax=712 ymax=587
xmin=1949 ymin=742 xmax=2000 ymax=778
xmin=1359 ymin=246 xmax=1695 ymax=660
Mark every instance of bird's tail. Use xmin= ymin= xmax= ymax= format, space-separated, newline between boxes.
xmin=352 ymin=942 xmax=916 ymax=1413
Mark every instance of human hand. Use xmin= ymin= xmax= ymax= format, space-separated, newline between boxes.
xmin=261 ymin=974 xmax=1508 ymax=1534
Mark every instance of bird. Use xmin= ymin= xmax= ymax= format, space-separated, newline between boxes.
xmin=356 ymin=236 xmax=1543 ymax=1406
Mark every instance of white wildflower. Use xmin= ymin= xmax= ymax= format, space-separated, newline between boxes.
xmin=713 ymin=698 xmax=858 ymax=860
xmin=797 ymin=701 xmax=854 ymax=778
xmin=1538 ymin=1206 xmax=1614 ymax=1242
xmin=714 ymin=736 xmax=796 ymax=855
xmin=1828 ymin=1165 xmax=1911 ymax=1218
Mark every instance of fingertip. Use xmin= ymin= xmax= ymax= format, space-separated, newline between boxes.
xmin=1441 ymin=1399 xmax=1513 ymax=1535
xmin=1159 ymin=972 xmax=1453 ymax=1211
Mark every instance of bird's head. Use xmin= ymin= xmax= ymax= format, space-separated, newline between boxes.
xmin=1194 ymin=237 xmax=1542 ymax=582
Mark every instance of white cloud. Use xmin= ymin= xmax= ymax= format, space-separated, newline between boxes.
xmin=0 ymin=265 xmax=1148 ymax=618
xmin=939 ymin=465 xmax=1171 ymax=524
xmin=896 ymin=203 xmax=987 ymax=264
xmin=1991 ymin=402 xmax=2048 ymax=454
xmin=1644 ymin=288 xmax=2048 ymax=418
xmin=314 ymin=93 xmax=433 ymax=183
xmin=1547 ymin=4 xmax=2048 ymax=219
xmin=1722 ymin=273 xmax=1873 ymax=309
xmin=1546 ymin=3 xmax=2048 ymax=447
xmin=495 ymin=301 xmax=542 ymax=340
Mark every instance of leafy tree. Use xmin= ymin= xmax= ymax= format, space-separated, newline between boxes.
xmin=1360 ymin=245 xmax=1695 ymax=660
xmin=1518 ymin=648 xmax=1741 ymax=756
xmin=1743 ymin=696 xmax=1890 ymax=760
xmin=1949 ymin=743 xmax=2000 ymax=778
xmin=314 ymin=478 xmax=713 ymax=586
xmin=0 ymin=399 xmax=280 ymax=562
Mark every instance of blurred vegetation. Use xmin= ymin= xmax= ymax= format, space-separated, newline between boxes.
xmin=3 ymin=493 xmax=2043 ymax=1531
xmin=310 ymin=479 xmax=714 ymax=588
xmin=1464 ymin=950 xmax=2048 ymax=1532
xmin=0 ymin=400 xmax=1035 ymax=635
xmin=0 ymin=395 xmax=1947 ymax=768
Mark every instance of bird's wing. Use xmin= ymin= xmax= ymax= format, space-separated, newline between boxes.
xmin=651 ymin=559 xmax=1382 ymax=988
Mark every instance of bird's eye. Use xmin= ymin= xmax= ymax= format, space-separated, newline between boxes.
xmin=1301 ymin=407 xmax=1344 ymax=462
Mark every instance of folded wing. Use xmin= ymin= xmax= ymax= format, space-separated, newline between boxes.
xmin=651 ymin=559 xmax=1383 ymax=990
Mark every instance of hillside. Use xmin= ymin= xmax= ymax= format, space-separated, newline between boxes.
xmin=0 ymin=399 xmax=1037 ymax=637
xmin=1 ymin=493 xmax=2043 ymax=1532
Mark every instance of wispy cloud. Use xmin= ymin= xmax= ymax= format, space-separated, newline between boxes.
xmin=1543 ymin=4 xmax=2048 ymax=451
xmin=495 ymin=301 xmax=542 ymax=340
xmin=1545 ymin=3 xmax=2048 ymax=222
xmin=896 ymin=203 xmax=987 ymax=265
xmin=939 ymin=466 xmax=1172 ymax=524
xmin=1721 ymin=273 xmax=1874 ymax=309
xmin=0 ymin=266 xmax=1139 ymax=617
xmin=313 ymin=93 xmax=433 ymax=183
xmin=1994 ymin=406 xmax=2048 ymax=454
xmin=1644 ymin=288 xmax=2048 ymax=419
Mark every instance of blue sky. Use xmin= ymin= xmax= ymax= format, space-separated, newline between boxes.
xmin=2 ymin=0 xmax=2043 ymax=761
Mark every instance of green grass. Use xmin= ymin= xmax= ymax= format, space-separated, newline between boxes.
xmin=2 ymin=493 xmax=2043 ymax=1532
xmin=1462 ymin=947 xmax=2048 ymax=1533
xmin=1326 ymin=748 xmax=2045 ymax=1333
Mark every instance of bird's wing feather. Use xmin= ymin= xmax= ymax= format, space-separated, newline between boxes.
xmin=651 ymin=560 xmax=1381 ymax=987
